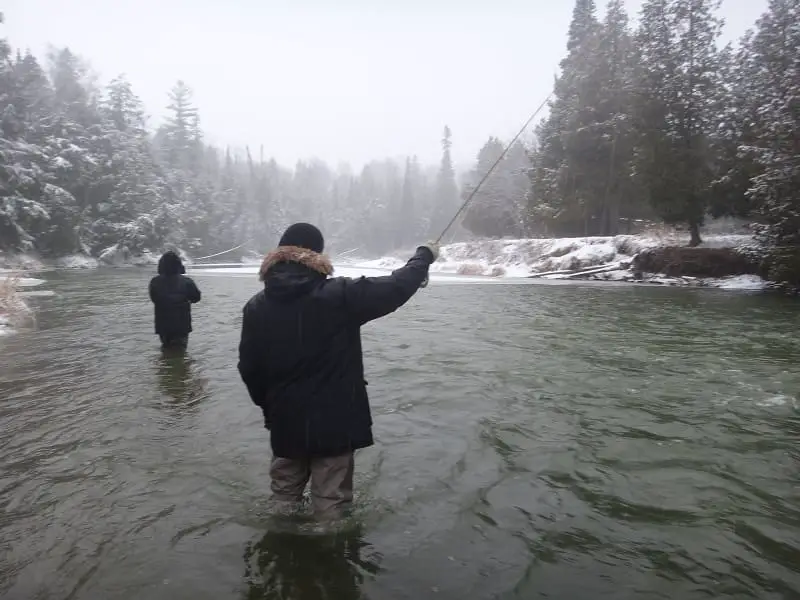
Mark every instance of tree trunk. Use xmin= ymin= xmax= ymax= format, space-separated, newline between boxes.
xmin=688 ymin=221 xmax=702 ymax=247
xmin=609 ymin=200 xmax=620 ymax=236
xmin=603 ymin=134 xmax=619 ymax=237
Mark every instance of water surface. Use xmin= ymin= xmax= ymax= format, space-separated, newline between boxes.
xmin=1 ymin=269 xmax=798 ymax=599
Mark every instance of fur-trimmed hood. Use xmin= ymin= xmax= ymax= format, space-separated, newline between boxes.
xmin=259 ymin=246 xmax=334 ymax=281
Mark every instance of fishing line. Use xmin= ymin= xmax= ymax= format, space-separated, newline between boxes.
xmin=192 ymin=241 xmax=249 ymax=262
xmin=335 ymin=247 xmax=361 ymax=260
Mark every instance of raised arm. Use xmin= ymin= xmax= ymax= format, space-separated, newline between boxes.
xmin=343 ymin=244 xmax=438 ymax=326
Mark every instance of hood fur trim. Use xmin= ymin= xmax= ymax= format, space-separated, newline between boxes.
xmin=259 ymin=245 xmax=334 ymax=281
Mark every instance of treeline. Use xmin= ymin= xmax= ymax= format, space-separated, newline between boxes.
xmin=1 ymin=0 xmax=797 ymax=276
xmin=0 ymin=16 xmax=461 ymax=259
xmin=467 ymin=0 xmax=798 ymax=277
xmin=518 ymin=0 xmax=797 ymax=260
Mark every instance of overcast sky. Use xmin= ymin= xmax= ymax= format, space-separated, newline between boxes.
xmin=3 ymin=0 xmax=767 ymax=170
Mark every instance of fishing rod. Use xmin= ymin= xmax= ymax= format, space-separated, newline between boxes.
xmin=420 ymin=90 xmax=554 ymax=288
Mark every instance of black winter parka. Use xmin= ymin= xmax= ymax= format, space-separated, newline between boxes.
xmin=237 ymin=245 xmax=433 ymax=458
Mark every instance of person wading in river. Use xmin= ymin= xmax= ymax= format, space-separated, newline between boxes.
xmin=237 ymin=222 xmax=439 ymax=518
xmin=148 ymin=250 xmax=202 ymax=349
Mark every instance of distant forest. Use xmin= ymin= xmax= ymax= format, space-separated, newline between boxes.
xmin=0 ymin=0 xmax=797 ymax=273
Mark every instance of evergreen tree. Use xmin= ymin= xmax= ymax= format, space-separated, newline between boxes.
xmin=741 ymin=0 xmax=800 ymax=282
xmin=0 ymin=16 xmax=57 ymax=251
xmin=396 ymin=156 xmax=426 ymax=248
xmin=10 ymin=52 xmax=53 ymax=136
xmin=28 ymin=48 xmax=106 ymax=254
xmin=567 ymin=0 xmax=599 ymax=51
xmin=88 ymin=76 xmax=167 ymax=255
xmin=104 ymin=75 xmax=145 ymax=133
xmin=528 ymin=0 xmax=603 ymax=236
xmin=462 ymin=138 xmax=529 ymax=238
xmin=47 ymin=48 xmax=98 ymax=128
xmin=291 ymin=158 xmax=332 ymax=228
xmin=429 ymin=125 xmax=459 ymax=238
xmin=159 ymin=80 xmax=201 ymax=172
xmin=591 ymin=0 xmax=639 ymax=235
xmin=707 ymin=43 xmax=760 ymax=220
xmin=632 ymin=0 xmax=724 ymax=246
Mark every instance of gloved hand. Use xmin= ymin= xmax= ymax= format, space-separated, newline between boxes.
xmin=419 ymin=241 xmax=440 ymax=263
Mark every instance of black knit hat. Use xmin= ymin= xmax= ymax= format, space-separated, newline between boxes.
xmin=278 ymin=223 xmax=324 ymax=253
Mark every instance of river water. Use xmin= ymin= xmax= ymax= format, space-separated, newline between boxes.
xmin=1 ymin=268 xmax=798 ymax=600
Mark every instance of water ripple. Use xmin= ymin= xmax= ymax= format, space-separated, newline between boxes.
xmin=0 ymin=271 xmax=798 ymax=598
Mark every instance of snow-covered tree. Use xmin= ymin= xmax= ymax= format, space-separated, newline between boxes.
xmin=462 ymin=137 xmax=529 ymax=238
xmin=2 ymin=3 xmax=795 ymax=266
xmin=158 ymin=80 xmax=201 ymax=172
xmin=529 ymin=0 xmax=642 ymax=236
xmin=632 ymin=0 xmax=725 ymax=246
xmin=739 ymin=0 xmax=800 ymax=285
xmin=429 ymin=125 xmax=460 ymax=238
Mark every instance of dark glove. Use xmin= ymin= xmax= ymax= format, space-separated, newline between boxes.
xmin=418 ymin=242 xmax=440 ymax=289
xmin=418 ymin=241 xmax=440 ymax=263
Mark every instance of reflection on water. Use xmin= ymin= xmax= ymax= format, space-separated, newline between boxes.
xmin=155 ymin=347 xmax=208 ymax=407
xmin=243 ymin=520 xmax=381 ymax=600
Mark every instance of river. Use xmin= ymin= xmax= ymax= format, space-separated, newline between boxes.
xmin=1 ymin=267 xmax=798 ymax=599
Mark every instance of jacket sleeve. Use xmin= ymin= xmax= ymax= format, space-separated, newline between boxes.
xmin=185 ymin=278 xmax=201 ymax=303
xmin=237 ymin=302 xmax=268 ymax=409
xmin=148 ymin=278 xmax=157 ymax=303
xmin=343 ymin=246 xmax=433 ymax=326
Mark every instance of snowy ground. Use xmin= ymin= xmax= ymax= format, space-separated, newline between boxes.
xmin=0 ymin=254 xmax=48 ymax=272
xmin=0 ymin=232 xmax=769 ymax=293
xmin=345 ymin=233 xmax=767 ymax=291
xmin=0 ymin=273 xmax=43 ymax=336
xmin=0 ymin=249 xmax=170 ymax=271
xmin=189 ymin=233 xmax=766 ymax=292
xmin=714 ymin=275 xmax=769 ymax=290
xmin=56 ymin=255 xmax=100 ymax=269
xmin=355 ymin=234 xmax=752 ymax=273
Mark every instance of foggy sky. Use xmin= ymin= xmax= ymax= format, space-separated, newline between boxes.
xmin=3 ymin=0 xmax=767 ymax=170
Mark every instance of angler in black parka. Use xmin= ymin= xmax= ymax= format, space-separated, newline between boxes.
xmin=237 ymin=222 xmax=438 ymax=515
xmin=149 ymin=250 xmax=202 ymax=348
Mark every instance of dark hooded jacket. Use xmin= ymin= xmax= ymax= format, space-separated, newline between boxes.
xmin=237 ymin=245 xmax=434 ymax=459
xmin=148 ymin=251 xmax=202 ymax=337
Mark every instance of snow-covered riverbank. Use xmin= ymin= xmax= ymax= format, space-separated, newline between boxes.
xmin=0 ymin=250 xmax=158 ymax=271
xmin=1 ymin=231 xmax=770 ymax=293
xmin=0 ymin=273 xmax=37 ymax=336
xmin=353 ymin=233 xmax=768 ymax=291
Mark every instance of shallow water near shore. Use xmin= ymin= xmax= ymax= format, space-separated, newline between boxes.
xmin=1 ymin=268 xmax=798 ymax=599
